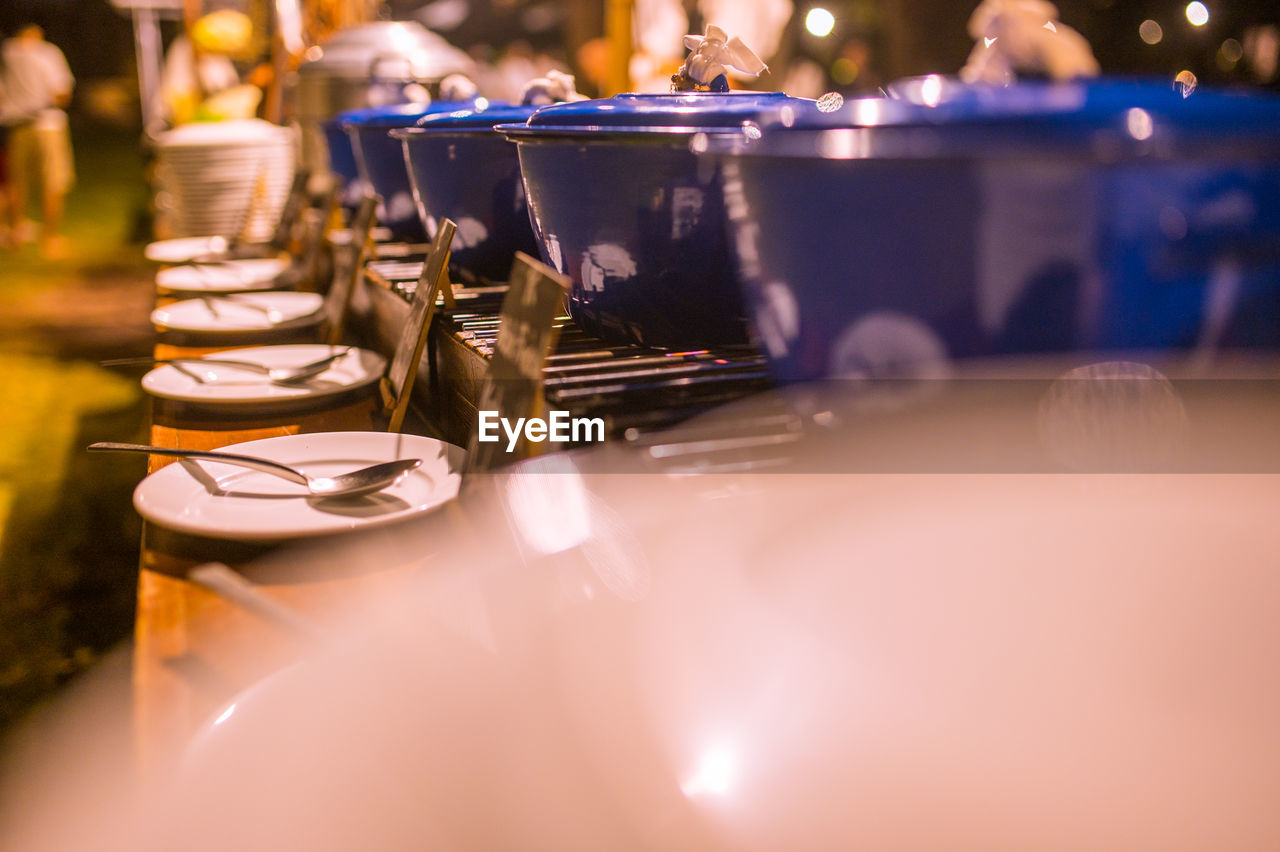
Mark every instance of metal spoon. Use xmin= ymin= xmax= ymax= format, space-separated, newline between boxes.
xmin=88 ymin=442 xmax=423 ymax=498
xmin=101 ymin=349 xmax=351 ymax=385
xmin=200 ymin=295 xmax=285 ymax=324
xmin=195 ymin=261 xmax=249 ymax=283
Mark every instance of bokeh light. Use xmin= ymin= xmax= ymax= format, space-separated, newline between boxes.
xmin=805 ymin=7 xmax=836 ymax=38
xmin=1185 ymin=2 xmax=1209 ymax=27
xmin=1217 ymin=38 xmax=1244 ymax=70
xmin=1126 ymin=107 xmax=1154 ymax=140
xmin=1139 ymin=20 xmax=1163 ymax=45
xmin=831 ymin=57 xmax=857 ymax=84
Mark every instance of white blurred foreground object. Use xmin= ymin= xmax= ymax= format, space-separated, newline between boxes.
xmin=438 ymin=73 xmax=479 ymax=101
xmin=519 ymin=69 xmax=586 ymax=105
xmin=3 ymin=370 xmax=1280 ymax=849
xmin=673 ymin=24 xmax=769 ymax=91
xmin=961 ymin=0 xmax=1100 ymax=83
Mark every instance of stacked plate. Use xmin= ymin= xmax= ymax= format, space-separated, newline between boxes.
xmin=140 ymin=344 xmax=386 ymax=407
xmin=155 ymin=120 xmax=296 ymax=244
xmin=150 ymin=291 xmax=325 ymax=335
xmin=132 ymin=431 xmax=464 ymax=540
xmin=155 ymin=257 xmax=292 ymax=293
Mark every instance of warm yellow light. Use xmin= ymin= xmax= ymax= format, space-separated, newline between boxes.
xmin=1218 ymin=38 xmax=1244 ymax=69
xmin=1185 ymin=2 xmax=1209 ymax=27
xmin=1139 ymin=19 xmax=1163 ymax=45
xmin=831 ymin=57 xmax=858 ymax=85
xmin=805 ymin=7 xmax=836 ymax=38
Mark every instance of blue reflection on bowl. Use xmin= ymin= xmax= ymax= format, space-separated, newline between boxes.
xmin=395 ymin=102 xmax=538 ymax=284
xmin=711 ymin=80 xmax=1280 ymax=383
xmin=502 ymin=92 xmax=812 ymax=349
xmin=340 ymin=101 xmax=482 ymax=242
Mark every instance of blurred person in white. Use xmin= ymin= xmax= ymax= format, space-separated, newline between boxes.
xmin=960 ymin=0 xmax=1099 ymax=84
xmin=780 ymin=56 xmax=826 ymax=99
xmin=630 ymin=0 xmax=688 ymax=92
xmin=1 ymin=22 xmax=74 ymax=260
xmin=159 ymin=9 xmax=262 ymax=128
xmin=487 ymin=41 xmax=550 ymax=102
xmin=697 ymin=0 xmax=792 ymax=83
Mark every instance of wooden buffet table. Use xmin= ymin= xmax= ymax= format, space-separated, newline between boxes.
xmin=132 ymin=328 xmax=420 ymax=779
xmin=131 ymin=244 xmax=771 ymax=779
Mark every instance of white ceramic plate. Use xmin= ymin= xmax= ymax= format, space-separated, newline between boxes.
xmin=141 ymin=345 xmax=386 ymax=405
xmin=164 ymin=151 xmax=292 ymax=162
xmin=146 ymin=236 xmax=231 ymax=263
xmin=156 ymin=258 xmax=291 ymax=293
xmin=156 ymin=119 xmax=293 ymax=146
xmin=133 ymin=431 xmax=465 ymax=540
xmin=151 ymin=291 xmax=324 ymax=333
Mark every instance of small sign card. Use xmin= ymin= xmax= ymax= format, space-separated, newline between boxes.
xmin=234 ymin=167 xmax=271 ymax=246
xmin=464 ymin=252 xmax=571 ymax=472
xmin=323 ymin=194 xmax=378 ymax=345
xmin=268 ymin=168 xmax=311 ymax=251
xmin=380 ymin=218 xmax=456 ymax=433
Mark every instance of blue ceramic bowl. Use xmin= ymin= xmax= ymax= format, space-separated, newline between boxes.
xmin=500 ymin=92 xmax=813 ymax=349
xmin=709 ymin=80 xmax=1280 ymax=383
xmin=393 ymin=101 xmax=540 ymax=284
xmin=340 ymin=100 xmax=483 ymax=241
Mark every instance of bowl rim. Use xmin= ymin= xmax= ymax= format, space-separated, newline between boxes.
xmin=389 ymin=125 xmax=511 ymax=139
xmin=495 ymin=122 xmax=752 ymax=142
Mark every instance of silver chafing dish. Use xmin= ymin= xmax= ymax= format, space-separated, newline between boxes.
xmin=291 ymin=21 xmax=474 ymax=180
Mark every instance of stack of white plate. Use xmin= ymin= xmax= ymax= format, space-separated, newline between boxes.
xmin=155 ymin=120 xmax=296 ymax=244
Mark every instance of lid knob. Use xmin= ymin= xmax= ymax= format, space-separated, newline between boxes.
xmin=672 ymin=24 xmax=768 ymax=93
xmin=959 ymin=0 xmax=1099 ymax=84
xmin=521 ymin=69 xmax=587 ymax=106
xmin=439 ymin=74 xmax=479 ymax=101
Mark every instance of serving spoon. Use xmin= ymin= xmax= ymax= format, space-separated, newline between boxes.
xmin=101 ymin=348 xmax=351 ymax=385
xmin=88 ymin=442 xmax=422 ymax=498
xmin=199 ymin=295 xmax=286 ymax=324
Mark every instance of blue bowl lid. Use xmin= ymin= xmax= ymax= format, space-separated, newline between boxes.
xmin=506 ymin=91 xmax=814 ymax=136
xmin=401 ymin=100 xmax=533 ymax=131
xmin=788 ymin=78 xmax=1280 ymax=139
xmin=339 ymin=99 xmax=482 ymax=129
xmin=709 ymin=78 xmax=1280 ymax=160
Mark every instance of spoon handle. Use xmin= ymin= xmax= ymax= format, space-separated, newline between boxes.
xmin=188 ymin=563 xmax=328 ymax=643
xmin=268 ymin=353 xmax=348 ymax=384
xmin=87 ymin=442 xmax=310 ymax=486
xmin=100 ymin=356 xmax=272 ymax=374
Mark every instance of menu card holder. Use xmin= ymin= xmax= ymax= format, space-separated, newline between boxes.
xmin=233 ymin=165 xmax=271 ymax=247
xmin=464 ymin=252 xmax=571 ymax=472
xmin=291 ymin=183 xmax=339 ymax=292
xmin=379 ymin=218 xmax=457 ymax=433
xmin=436 ymin=223 xmax=457 ymax=311
xmin=322 ymin=194 xmax=378 ymax=346
xmin=268 ymin=168 xmax=312 ymax=253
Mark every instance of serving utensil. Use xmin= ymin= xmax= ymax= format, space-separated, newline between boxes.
xmin=101 ymin=348 xmax=350 ymax=385
xmin=88 ymin=442 xmax=422 ymax=498
xmin=199 ymin=295 xmax=286 ymax=323
xmin=188 ymin=563 xmax=328 ymax=642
